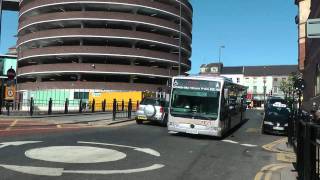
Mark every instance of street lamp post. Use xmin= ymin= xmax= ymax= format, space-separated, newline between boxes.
xmin=263 ymin=66 xmax=266 ymax=106
xmin=218 ymin=45 xmax=225 ymax=63
xmin=263 ymin=78 xmax=266 ymax=104
xmin=178 ymin=2 xmax=182 ymax=75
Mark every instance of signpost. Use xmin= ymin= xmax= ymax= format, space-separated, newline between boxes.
xmin=307 ymin=18 xmax=320 ymax=38
xmin=4 ymin=67 xmax=16 ymax=111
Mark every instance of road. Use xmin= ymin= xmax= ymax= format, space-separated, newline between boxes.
xmin=0 ymin=110 xmax=286 ymax=180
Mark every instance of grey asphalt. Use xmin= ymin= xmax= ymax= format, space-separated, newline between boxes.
xmin=0 ymin=110 xmax=289 ymax=180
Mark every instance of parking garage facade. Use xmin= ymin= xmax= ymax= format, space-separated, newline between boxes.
xmin=17 ymin=0 xmax=193 ymax=92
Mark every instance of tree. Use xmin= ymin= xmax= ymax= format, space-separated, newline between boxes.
xmin=279 ymin=73 xmax=297 ymax=103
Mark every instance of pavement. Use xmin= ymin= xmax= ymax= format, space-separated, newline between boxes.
xmin=0 ymin=113 xmax=135 ymax=137
xmin=0 ymin=112 xmax=135 ymax=124
xmin=258 ymin=137 xmax=298 ymax=180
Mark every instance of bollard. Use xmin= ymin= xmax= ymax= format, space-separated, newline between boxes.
xmin=79 ymin=99 xmax=83 ymax=113
xmin=122 ymin=99 xmax=124 ymax=111
xmin=92 ymin=99 xmax=95 ymax=113
xmin=6 ymin=102 xmax=9 ymax=116
xmin=103 ymin=99 xmax=106 ymax=112
xmin=48 ymin=98 xmax=52 ymax=115
xmin=137 ymin=100 xmax=139 ymax=110
xmin=128 ymin=99 xmax=132 ymax=119
xmin=112 ymin=99 xmax=116 ymax=121
xmin=30 ymin=97 xmax=34 ymax=116
xmin=64 ymin=98 xmax=69 ymax=114
xmin=18 ymin=101 xmax=21 ymax=111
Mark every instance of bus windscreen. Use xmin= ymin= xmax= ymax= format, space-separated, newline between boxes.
xmin=170 ymin=89 xmax=220 ymax=120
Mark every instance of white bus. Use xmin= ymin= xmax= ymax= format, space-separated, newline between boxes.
xmin=168 ymin=75 xmax=247 ymax=137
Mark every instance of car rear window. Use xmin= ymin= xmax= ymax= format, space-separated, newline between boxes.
xmin=140 ymin=98 xmax=160 ymax=106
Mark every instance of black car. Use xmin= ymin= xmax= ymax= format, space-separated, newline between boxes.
xmin=262 ymin=98 xmax=290 ymax=135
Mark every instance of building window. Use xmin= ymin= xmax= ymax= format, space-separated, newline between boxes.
xmin=253 ymin=77 xmax=257 ymax=83
xmin=74 ymin=92 xmax=89 ymax=99
xmin=273 ymin=86 xmax=278 ymax=94
xmin=237 ymin=78 xmax=240 ymax=83
xmin=200 ymin=67 xmax=207 ymax=73
xmin=253 ymin=86 xmax=257 ymax=94
xmin=273 ymin=78 xmax=278 ymax=82
xmin=316 ymin=65 xmax=320 ymax=95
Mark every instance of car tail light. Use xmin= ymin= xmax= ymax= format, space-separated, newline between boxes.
xmin=160 ymin=106 xmax=164 ymax=113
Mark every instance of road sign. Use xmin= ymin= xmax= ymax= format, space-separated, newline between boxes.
xmin=5 ymin=85 xmax=15 ymax=100
xmin=307 ymin=18 xmax=320 ymax=38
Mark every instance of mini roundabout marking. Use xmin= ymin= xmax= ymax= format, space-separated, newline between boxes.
xmin=0 ymin=141 xmax=164 ymax=177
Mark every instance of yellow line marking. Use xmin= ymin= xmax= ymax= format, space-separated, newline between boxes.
xmin=254 ymin=163 xmax=289 ymax=180
xmin=254 ymin=164 xmax=278 ymax=180
xmin=276 ymin=153 xmax=296 ymax=163
xmin=5 ymin=120 xmax=18 ymax=131
xmin=254 ymin=172 xmax=264 ymax=180
xmin=264 ymin=164 xmax=288 ymax=180
xmin=262 ymin=138 xmax=288 ymax=153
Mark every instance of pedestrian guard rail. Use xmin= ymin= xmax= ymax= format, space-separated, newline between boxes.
xmin=288 ymin=111 xmax=320 ymax=180
xmin=1 ymin=98 xmax=139 ymax=120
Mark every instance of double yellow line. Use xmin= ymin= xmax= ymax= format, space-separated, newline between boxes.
xmin=262 ymin=138 xmax=287 ymax=153
xmin=254 ymin=163 xmax=289 ymax=180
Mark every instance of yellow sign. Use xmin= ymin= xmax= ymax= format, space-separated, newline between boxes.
xmin=5 ymin=86 xmax=16 ymax=101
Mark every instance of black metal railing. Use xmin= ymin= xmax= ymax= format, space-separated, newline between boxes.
xmin=0 ymin=98 xmax=137 ymax=120
xmin=289 ymin=111 xmax=320 ymax=180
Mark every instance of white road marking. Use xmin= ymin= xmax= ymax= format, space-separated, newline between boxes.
xmin=64 ymin=164 xmax=165 ymax=175
xmin=0 ymin=164 xmax=165 ymax=176
xmin=0 ymin=141 xmax=42 ymax=149
xmin=221 ymin=140 xmax=258 ymax=148
xmin=78 ymin=141 xmax=161 ymax=157
xmin=240 ymin=144 xmax=258 ymax=147
xmin=168 ymin=131 xmax=178 ymax=134
xmin=0 ymin=141 xmax=165 ymax=176
xmin=25 ymin=146 xmax=126 ymax=163
xmin=0 ymin=164 xmax=64 ymax=176
xmin=222 ymin=140 xmax=239 ymax=144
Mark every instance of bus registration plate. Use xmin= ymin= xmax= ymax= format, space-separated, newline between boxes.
xmin=186 ymin=129 xmax=198 ymax=134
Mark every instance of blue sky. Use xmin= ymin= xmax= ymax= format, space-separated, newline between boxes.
xmin=0 ymin=1 xmax=298 ymax=74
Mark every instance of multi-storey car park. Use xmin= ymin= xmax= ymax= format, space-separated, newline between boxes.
xmin=16 ymin=0 xmax=193 ymax=97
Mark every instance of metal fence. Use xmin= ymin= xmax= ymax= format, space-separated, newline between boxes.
xmin=288 ymin=111 xmax=320 ymax=180
xmin=0 ymin=98 xmax=138 ymax=120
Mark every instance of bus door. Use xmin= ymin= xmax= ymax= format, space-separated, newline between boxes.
xmin=221 ymin=87 xmax=232 ymax=130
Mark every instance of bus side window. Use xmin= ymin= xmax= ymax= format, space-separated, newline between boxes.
xmin=223 ymin=88 xmax=229 ymax=106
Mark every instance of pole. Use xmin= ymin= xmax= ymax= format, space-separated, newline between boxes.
xmin=0 ymin=0 xmax=3 ymax=42
xmin=178 ymin=2 xmax=182 ymax=75
xmin=219 ymin=47 xmax=222 ymax=63
xmin=218 ymin=46 xmax=225 ymax=64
